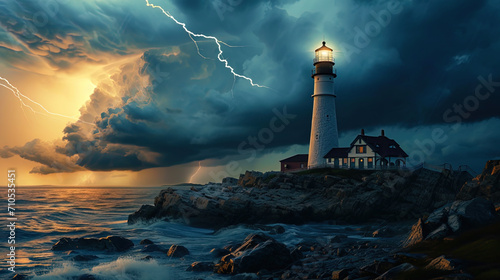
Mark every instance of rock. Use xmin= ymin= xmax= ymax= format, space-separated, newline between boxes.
xmin=186 ymin=261 xmax=214 ymax=272
xmin=374 ymin=263 xmax=416 ymax=280
xmin=11 ymin=275 xmax=29 ymax=280
xmin=139 ymin=239 xmax=154 ymax=245
xmin=141 ymin=255 xmax=154 ymax=261
xmin=425 ymin=223 xmax=450 ymax=240
xmin=331 ymin=269 xmax=350 ymax=280
xmin=129 ymin=167 xmax=471 ymax=228
xmin=425 ymin=255 xmax=461 ymax=271
xmin=457 ymin=160 xmax=500 ymax=203
xmin=449 ymin=197 xmax=498 ymax=226
xmin=290 ymin=247 xmax=303 ymax=261
xmin=330 ymin=235 xmax=344 ymax=243
xmin=403 ymin=218 xmax=425 ymax=247
xmin=405 ymin=197 xmax=498 ymax=246
xmin=167 ymin=245 xmax=189 ymax=258
xmin=447 ymin=214 xmax=462 ymax=232
xmin=72 ymin=255 xmax=99 ymax=262
xmin=222 ymin=177 xmax=239 ymax=186
xmin=128 ymin=204 xmax=158 ymax=224
xmin=215 ymin=233 xmax=292 ymax=274
xmin=141 ymin=244 xmax=168 ymax=253
xmin=337 ymin=248 xmax=348 ymax=257
xmin=52 ymin=236 xmax=134 ymax=252
xmin=210 ymin=247 xmax=231 ymax=257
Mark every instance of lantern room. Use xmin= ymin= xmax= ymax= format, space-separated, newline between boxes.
xmin=313 ymin=41 xmax=333 ymax=64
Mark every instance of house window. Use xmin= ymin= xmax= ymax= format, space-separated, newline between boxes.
xmin=356 ymin=145 xmax=366 ymax=154
xmin=389 ymin=145 xmax=396 ymax=149
xmin=300 ymin=163 xmax=304 ymax=168
xmin=343 ymin=158 xmax=348 ymax=167
xmin=284 ymin=164 xmax=288 ymax=169
xmin=350 ymin=158 xmax=355 ymax=168
xmin=368 ymin=158 xmax=373 ymax=168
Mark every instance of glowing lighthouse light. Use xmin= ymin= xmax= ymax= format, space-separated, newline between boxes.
xmin=308 ymin=41 xmax=339 ymax=168
xmin=314 ymin=42 xmax=334 ymax=63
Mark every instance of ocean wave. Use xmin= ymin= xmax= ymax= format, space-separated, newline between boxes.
xmin=32 ymin=257 xmax=174 ymax=280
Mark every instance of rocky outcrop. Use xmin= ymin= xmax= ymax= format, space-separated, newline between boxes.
xmin=52 ymin=236 xmax=134 ymax=252
xmin=457 ymin=160 xmax=500 ymax=203
xmin=129 ymin=168 xmax=468 ymax=228
xmin=214 ymin=233 xmax=293 ymax=274
xmin=404 ymin=197 xmax=498 ymax=247
xmin=167 ymin=245 xmax=190 ymax=258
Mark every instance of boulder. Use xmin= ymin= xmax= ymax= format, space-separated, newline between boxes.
xmin=11 ymin=275 xmax=29 ymax=280
xmin=403 ymin=218 xmax=425 ymax=247
xmin=72 ymin=255 xmax=98 ymax=262
xmin=186 ymin=261 xmax=214 ymax=272
xmin=139 ymin=239 xmax=154 ymax=245
xmin=167 ymin=245 xmax=189 ymax=258
xmin=141 ymin=244 xmax=168 ymax=253
xmin=215 ymin=233 xmax=292 ymax=274
xmin=449 ymin=197 xmax=498 ymax=226
xmin=404 ymin=197 xmax=498 ymax=246
xmin=52 ymin=236 xmax=133 ymax=252
xmin=222 ymin=177 xmax=239 ymax=186
xmin=425 ymin=255 xmax=461 ymax=271
xmin=128 ymin=204 xmax=157 ymax=225
xmin=425 ymin=223 xmax=450 ymax=240
xmin=331 ymin=269 xmax=350 ymax=280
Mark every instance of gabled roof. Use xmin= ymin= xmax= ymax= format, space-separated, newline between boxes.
xmin=280 ymin=154 xmax=308 ymax=163
xmin=351 ymin=135 xmax=408 ymax=158
xmin=323 ymin=147 xmax=350 ymax=158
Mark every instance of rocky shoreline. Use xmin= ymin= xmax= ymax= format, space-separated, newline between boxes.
xmin=128 ymin=167 xmax=471 ymax=228
xmin=12 ymin=160 xmax=500 ymax=280
xmin=126 ymin=160 xmax=500 ymax=279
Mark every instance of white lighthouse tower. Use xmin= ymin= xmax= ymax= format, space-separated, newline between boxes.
xmin=307 ymin=41 xmax=339 ymax=168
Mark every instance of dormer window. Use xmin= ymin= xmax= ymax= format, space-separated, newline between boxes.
xmin=389 ymin=145 xmax=396 ymax=149
xmin=356 ymin=145 xmax=366 ymax=154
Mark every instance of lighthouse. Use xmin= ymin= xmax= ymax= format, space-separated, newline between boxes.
xmin=307 ymin=41 xmax=339 ymax=168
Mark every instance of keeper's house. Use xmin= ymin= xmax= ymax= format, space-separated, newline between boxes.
xmin=279 ymin=129 xmax=408 ymax=172
xmin=324 ymin=129 xmax=408 ymax=169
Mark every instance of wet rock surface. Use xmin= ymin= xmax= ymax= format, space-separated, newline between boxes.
xmin=51 ymin=236 xmax=134 ymax=252
xmin=129 ymin=168 xmax=468 ymax=229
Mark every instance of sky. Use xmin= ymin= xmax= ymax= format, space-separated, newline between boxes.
xmin=0 ymin=0 xmax=499 ymax=186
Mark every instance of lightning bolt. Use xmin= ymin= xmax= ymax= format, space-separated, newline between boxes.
xmin=0 ymin=76 xmax=94 ymax=125
xmin=189 ymin=161 xmax=202 ymax=184
xmin=144 ymin=0 xmax=267 ymax=89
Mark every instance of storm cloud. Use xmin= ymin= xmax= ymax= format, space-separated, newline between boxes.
xmin=1 ymin=0 xmax=499 ymax=174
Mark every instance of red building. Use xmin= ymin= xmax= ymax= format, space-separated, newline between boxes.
xmin=280 ymin=154 xmax=308 ymax=172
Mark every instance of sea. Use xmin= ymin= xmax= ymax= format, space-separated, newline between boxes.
xmin=0 ymin=186 xmax=376 ymax=280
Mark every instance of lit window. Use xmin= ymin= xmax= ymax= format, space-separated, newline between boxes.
xmin=368 ymin=158 xmax=373 ymax=162
xmin=300 ymin=163 xmax=304 ymax=168
xmin=284 ymin=164 xmax=288 ymax=168
xmin=343 ymin=158 xmax=348 ymax=164
xmin=356 ymin=146 xmax=366 ymax=154
xmin=351 ymin=158 xmax=355 ymax=163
